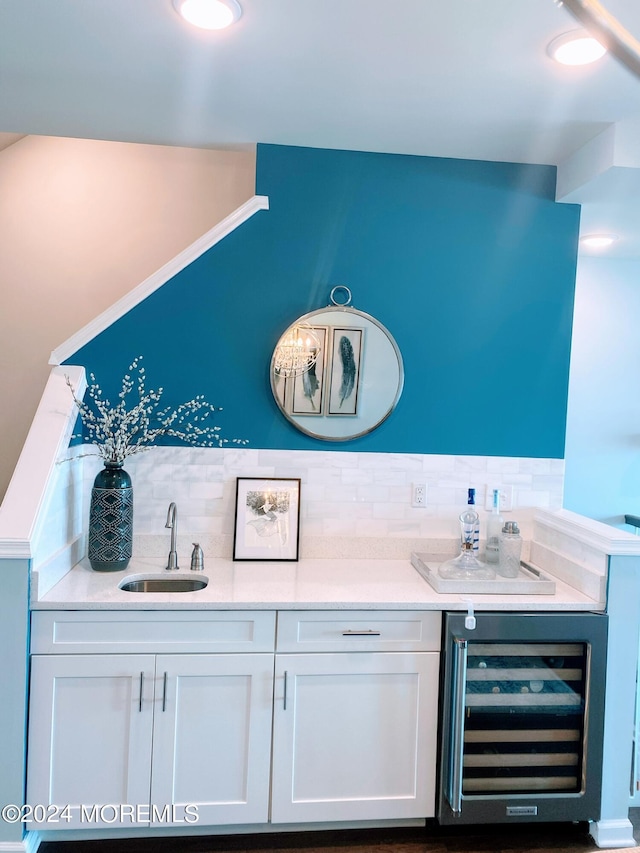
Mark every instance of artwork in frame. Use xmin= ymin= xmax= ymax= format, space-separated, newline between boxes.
xmin=291 ymin=326 xmax=328 ymax=416
xmin=233 ymin=477 xmax=301 ymax=561
xmin=327 ymin=327 xmax=364 ymax=416
xmin=272 ymin=370 xmax=288 ymax=410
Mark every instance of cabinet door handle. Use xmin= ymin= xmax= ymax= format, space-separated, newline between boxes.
xmin=341 ymin=629 xmax=382 ymax=637
xmin=138 ymin=672 xmax=144 ymax=712
xmin=283 ymin=670 xmax=288 ymax=711
xmin=162 ymin=671 xmax=168 ymax=712
xmin=450 ymin=637 xmax=468 ymax=816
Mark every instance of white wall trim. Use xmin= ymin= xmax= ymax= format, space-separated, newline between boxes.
xmin=589 ymin=817 xmax=637 ymax=848
xmin=31 ymin=533 xmax=85 ymax=598
xmin=0 ymin=366 xmax=85 ymax=557
xmin=535 ymin=508 xmax=640 ymax=556
xmin=49 ymin=194 xmax=270 ymax=366
xmin=0 ymin=842 xmax=33 ymax=852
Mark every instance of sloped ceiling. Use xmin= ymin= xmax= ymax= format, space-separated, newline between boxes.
xmin=0 ymin=133 xmax=25 ymax=151
xmin=1 ymin=0 xmax=639 ymax=257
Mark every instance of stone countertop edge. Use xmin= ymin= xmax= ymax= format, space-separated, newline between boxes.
xmin=31 ymin=555 xmax=603 ymax=613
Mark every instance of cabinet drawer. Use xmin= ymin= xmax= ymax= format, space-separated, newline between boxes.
xmin=276 ymin=610 xmax=441 ymax=652
xmin=31 ymin=610 xmax=276 ymax=654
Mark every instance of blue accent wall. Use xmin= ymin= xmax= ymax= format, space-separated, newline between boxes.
xmin=66 ymin=144 xmax=580 ymax=458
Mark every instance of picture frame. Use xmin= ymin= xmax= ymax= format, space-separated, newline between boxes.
xmin=233 ymin=477 xmax=301 ymax=561
xmin=327 ymin=327 xmax=364 ymax=416
xmin=291 ymin=326 xmax=328 ymax=416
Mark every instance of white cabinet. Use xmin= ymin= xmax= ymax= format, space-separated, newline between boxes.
xmin=27 ymin=654 xmax=155 ymax=827
xmin=27 ymin=609 xmax=441 ymax=831
xmin=27 ymin=611 xmax=276 ymax=829
xmin=271 ymin=611 xmax=441 ymax=824
xmin=151 ymin=653 xmax=273 ymax=825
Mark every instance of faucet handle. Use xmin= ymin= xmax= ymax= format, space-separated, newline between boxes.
xmin=190 ymin=543 xmax=204 ymax=571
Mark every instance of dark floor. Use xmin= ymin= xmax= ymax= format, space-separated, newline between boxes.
xmin=38 ymin=811 xmax=640 ymax=853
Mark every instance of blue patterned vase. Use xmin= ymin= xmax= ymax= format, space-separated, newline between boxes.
xmin=88 ymin=462 xmax=133 ymax=572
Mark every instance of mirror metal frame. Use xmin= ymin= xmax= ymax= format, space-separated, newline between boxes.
xmin=270 ymin=304 xmax=404 ymax=442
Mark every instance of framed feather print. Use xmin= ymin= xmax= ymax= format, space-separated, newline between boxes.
xmin=327 ymin=327 xmax=364 ymax=416
xmin=291 ymin=326 xmax=328 ymax=415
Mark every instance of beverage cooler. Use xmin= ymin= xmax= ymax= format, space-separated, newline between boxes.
xmin=437 ymin=611 xmax=608 ymax=825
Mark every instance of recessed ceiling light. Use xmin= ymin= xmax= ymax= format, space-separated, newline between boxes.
xmin=547 ymin=30 xmax=607 ymax=65
xmin=172 ymin=0 xmax=241 ymax=30
xmin=580 ymin=234 xmax=619 ymax=249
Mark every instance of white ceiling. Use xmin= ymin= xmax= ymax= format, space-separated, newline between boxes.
xmin=1 ymin=0 xmax=639 ymax=257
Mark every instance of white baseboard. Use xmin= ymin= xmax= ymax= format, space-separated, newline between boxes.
xmin=0 ymin=836 xmax=39 ymax=853
xmin=590 ymin=817 xmax=637 ymax=848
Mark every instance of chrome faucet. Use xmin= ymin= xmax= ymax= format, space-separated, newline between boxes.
xmin=165 ymin=502 xmax=179 ymax=570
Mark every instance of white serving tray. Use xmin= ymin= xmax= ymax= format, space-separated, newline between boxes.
xmin=410 ymin=552 xmax=556 ymax=595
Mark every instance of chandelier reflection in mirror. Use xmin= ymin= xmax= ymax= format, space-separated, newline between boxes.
xmin=273 ymin=323 xmax=322 ymax=378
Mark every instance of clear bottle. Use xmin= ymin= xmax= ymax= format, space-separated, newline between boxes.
xmin=467 ymin=488 xmax=480 ymax=554
xmin=485 ymin=488 xmax=503 ymax=564
xmin=498 ymin=520 xmax=522 ymax=578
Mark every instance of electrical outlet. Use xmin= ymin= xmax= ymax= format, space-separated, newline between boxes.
xmin=484 ymin=485 xmax=514 ymax=512
xmin=411 ymin=483 xmax=428 ymax=508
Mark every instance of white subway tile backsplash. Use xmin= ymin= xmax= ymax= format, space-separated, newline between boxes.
xmin=33 ymin=446 xmax=565 ymax=567
xmin=373 ymin=502 xmax=405 ymax=520
xmin=360 ymin=484 xmax=391 ymax=503
xmin=341 ymin=468 xmax=375 ymax=485
xmin=189 ymin=481 xmax=224 ymax=500
xmin=486 ymin=456 xmax=520 ymax=474
xmin=306 ymin=467 xmax=343 ymax=485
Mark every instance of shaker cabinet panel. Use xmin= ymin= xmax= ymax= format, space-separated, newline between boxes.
xmin=150 ymin=654 xmax=274 ymax=826
xmin=271 ymin=651 xmax=439 ymax=823
xmin=276 ymin=610 xmax=441 ymax=653
xmin=27 ymin=654 xmax=155 ymax=828
xmin=27 ymin=652 xmax=275 ymax=830
xmin=31 ymin=610 xmax=276 ymax=654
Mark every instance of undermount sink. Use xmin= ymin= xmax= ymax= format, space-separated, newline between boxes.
xmin=119 ymin=576 xmax=209 ymax=593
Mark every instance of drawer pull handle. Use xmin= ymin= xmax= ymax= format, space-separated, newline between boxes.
xmin=283 ymin=670 xmax=288 ymax=711
xmin=342 ymin=630 xmax=382 ymax=637
xmin=138 ymin=672 xmax=144 ymax=712
xmin=162 ymin=671 xmax=168 ymax=712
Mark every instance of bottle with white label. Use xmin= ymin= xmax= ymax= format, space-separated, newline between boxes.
xmin=485 ymin=488 xmax=503 ymax=564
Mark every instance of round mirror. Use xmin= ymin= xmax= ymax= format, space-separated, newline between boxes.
xmin=270 ymin=294 xmax=404 ymax=441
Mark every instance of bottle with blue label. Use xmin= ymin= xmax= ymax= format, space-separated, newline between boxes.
xmin=467 ymin=488 xmax=480 ymax=554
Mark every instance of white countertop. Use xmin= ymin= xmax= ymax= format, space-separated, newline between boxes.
xmin=32 ymin=556 xmax=602 ymax=611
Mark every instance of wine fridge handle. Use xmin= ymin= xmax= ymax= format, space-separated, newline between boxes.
xmin=450 ymin=637 xmax=468 ymax=816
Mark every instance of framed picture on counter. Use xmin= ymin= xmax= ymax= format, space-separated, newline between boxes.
xmin=233 ymin=477 xmax=301 ymax=561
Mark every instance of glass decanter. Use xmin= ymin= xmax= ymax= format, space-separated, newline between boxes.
xmin=438 ymin=509 xmax=496 ymax=580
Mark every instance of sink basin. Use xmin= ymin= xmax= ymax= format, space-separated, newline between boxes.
xmin=119 ymin=576 xmax=209 ymax=593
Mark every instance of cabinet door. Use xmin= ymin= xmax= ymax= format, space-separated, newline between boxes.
xmin=271 ymin=652 xmax=439 ymax=823
xmin=150 ymin=653 xmax=274 ymax=826
xmin=27 ymin=654 xmax=155 ymax=829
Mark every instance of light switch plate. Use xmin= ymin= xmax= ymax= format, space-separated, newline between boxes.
xmin=485 ymin=485 xmax=513 ymax=511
